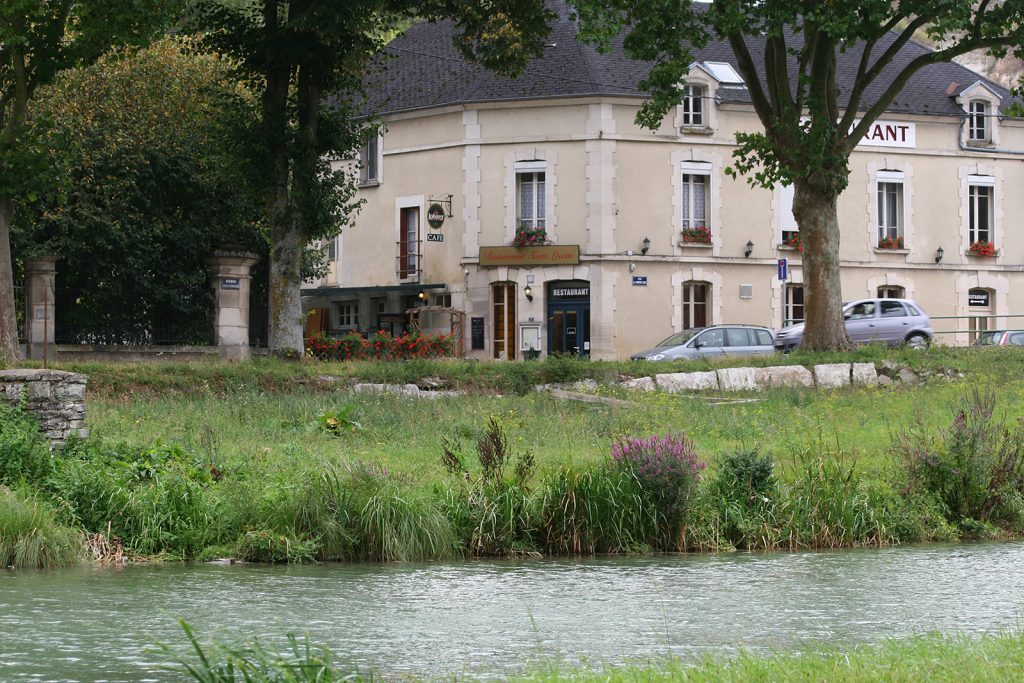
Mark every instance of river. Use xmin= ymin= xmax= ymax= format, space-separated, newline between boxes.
xmin=2 ymin=542 xmax=1024 ymax=681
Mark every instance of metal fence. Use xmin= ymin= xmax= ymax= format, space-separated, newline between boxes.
xmin=13 ymin=285 xmax=26 ymax=343
xmin=929 ymin=314 xmax=1024 ymax=346
xmin=54 ymin=286 xmax=214 ymax=346
xmin=249 ymin=295 xmax=269 ymax=348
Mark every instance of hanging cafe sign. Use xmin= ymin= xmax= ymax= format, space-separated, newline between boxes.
xmin=427 ymin=203 xmax=446 ymax=229
xmin=478 ymin=245 xmax=580 ymax=267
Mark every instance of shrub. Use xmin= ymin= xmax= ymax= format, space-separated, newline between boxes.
xmin=611 ymin=432 xmax=706 ymax=549
xmin=895 ymin=389 xmax=1024 ymax=525
xmin=703 ymin=449 xmax=782 ymax=550
xmin=306 ymin=330 xmax=454 ymax=361
xmin=441 ymin=417 xmax=537 ymax=556
xmin=236 ymin=529 xmax=318 ymax=564
xmin=0 ymin=401 xmax=53 ymax=486
xmin=0 ymin=485 xmax=83 ymax=569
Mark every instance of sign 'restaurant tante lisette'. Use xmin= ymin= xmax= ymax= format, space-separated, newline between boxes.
xmin=478 ymin=245 xmax=580 ymax=267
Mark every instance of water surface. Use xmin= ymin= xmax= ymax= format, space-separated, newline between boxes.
xmin=3 ymin=542 xmax=1024 ymax=681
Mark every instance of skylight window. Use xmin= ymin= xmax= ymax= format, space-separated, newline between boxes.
xmin=703 ymin=61 xmax=744 ymax=85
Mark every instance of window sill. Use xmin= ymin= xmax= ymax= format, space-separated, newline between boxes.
xmin=964 ymin=139 xmax=994 ymax=149
xmin=873 ymin=247 xmax=910 ymax=254
xmin=965 ymin=251 xmax=1000 ymax=258
xmin=679 ymin=125 xmax=714 ymax=136
xmin=777 ymin=244 xmax=802 ymax=253
xmin=358 ymin=179 xmax=381 ymax=188
xmin=678 ymin=241 xmax=713 ymax=248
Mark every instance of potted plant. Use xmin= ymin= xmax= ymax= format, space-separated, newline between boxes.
xmin=680 ymin=225 xmax=712 ymax=244
xmin=512 ymin=224 xmax=547 ymax=247
xmin=784 ymin=234 xmax=803 ymax=253
xmin=877 ymin=236 xmax=904 ymax=249
xmin=969 ymin=240 xmax=998 ymax=257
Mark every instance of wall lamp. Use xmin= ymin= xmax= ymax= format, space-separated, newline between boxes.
xmin=935 ymin=246 xmax=945 ymax=264
xmin=524 ymin=285 xmax=533 ymax=302
xmin=744 ymin=240 xmax=754 ymax=258
xmin=641 ymin=236 xmax=651 ymax=255
xmin=418 ymin=290 xmax=427 ymax=302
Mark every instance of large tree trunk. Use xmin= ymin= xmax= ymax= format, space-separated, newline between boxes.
xmin=268 ymin=218 xmax=306 ymax=356
xmin=0 ymin=197 xmax=23 ymax=363
xmin=792 ymin=179 xmax=852 ymax=351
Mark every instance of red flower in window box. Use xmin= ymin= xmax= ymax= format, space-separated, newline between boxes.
xmin=969 ymin=240 xmax=998 ymax=257
xmin=512 ymin=224 xmax=547 ymax=247
xmin=877 ymin=236 xmax=904 ymax=249
xmin=784 ymin=234 xmax=803 ymax=253
xmin=680 ymin=225 xmax=712 ymax=244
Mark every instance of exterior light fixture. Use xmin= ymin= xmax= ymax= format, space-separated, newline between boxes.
xmin=641 ymin=237 xmax=651 ymax=255
xmin=418 ymin=290 xmax=427 ymax=301
xmin=524 ymin=285 xmax=533 ymax=302
xmin=745 ymin=240 xmax=754 ymax=258
xmin=935 ymin=246 xmax=944 ymax=264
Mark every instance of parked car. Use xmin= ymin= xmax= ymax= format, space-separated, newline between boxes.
xmin=629 ymin=324 xmax=775 ymax=361
xmin=773 ymin=298 xmax=933 ymax=351
xmin=973 ymin=330 xmax=1024 ymax=347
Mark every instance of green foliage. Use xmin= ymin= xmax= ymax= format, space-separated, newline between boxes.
xmin=441 ymin=417 xmax=537 ymax=556
xmin=49 ymin=440 xmax=222 ymax=558
xmin=237 ymin=529 xmax=318 ymax=564
xmin=0 ymin=400 xmax=53 ymax=485
xmin=701 ymin=449 xmax=782 ymax=550
xmin=13 ymin=37 xmax=265 ymax=345
xmin=314 ymin=405 xmax=362 ymax=436
xmin=896 ymin=389 xmax=1024 ymax=527
xmin=0 ymin=485 xmax=83 ymax=569
xmin=163 ymin=619 xmax=344 ymax=682
xmin=307 ymin=331 xmax=456 ymax=361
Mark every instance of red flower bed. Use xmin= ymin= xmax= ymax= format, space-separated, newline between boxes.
xmin=306 ymin=331 xmax=455 ymax=361
xmin=969 ymin=240 xmax=997 ymax=257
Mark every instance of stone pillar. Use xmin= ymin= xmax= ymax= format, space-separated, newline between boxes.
xmin=25 ymin=256 xmax=57 ymax=362
xmin=206 ymin=248 xmax=260 ymax=361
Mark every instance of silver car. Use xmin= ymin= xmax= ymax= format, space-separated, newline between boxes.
xmin=630 ymin=324 xmax=775 ymax=361
xmin=774 ymin=298 xmax=933 ymax=351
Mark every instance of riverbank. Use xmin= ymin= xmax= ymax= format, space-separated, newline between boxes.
xmin=3 ymin=347 xmax=1024 ymax=565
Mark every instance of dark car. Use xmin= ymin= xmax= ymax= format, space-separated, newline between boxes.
xmin=973 ymin=330 xmax=1024 ymax=347
xmin=630 ymin=324 xmax=775 ymax=361
xmin=774 ymin=298 xmax=933 ymax=351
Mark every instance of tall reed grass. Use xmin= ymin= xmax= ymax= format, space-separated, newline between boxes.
xmin=0 ymin=485 xmax=83 ymax=568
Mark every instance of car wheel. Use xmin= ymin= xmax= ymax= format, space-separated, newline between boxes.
xmin=905 ymin=333 xmax=929 ymax=350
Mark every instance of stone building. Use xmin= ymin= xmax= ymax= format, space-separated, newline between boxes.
xmin=302 ymin=2 xmax=1023 ymax=360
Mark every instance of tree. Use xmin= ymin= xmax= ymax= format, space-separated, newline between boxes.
xmin=0 ymin=0 xmax=182 ymax=361
xmin=572 ymin=0 xmax=1024 ymax=351
xmin=12 ymin=37 xmax=265 ymax=345
xmin=187 ymin=0 xmax=553 ymax=357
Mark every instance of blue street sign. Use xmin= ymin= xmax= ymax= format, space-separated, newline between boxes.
xmin=777 ymin=258 xmax=788 ymax=281
xmin=632 ymin=276 xmax=648 ymax=286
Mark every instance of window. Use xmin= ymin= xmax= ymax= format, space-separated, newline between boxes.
xmin=492 ymin=282 xmax=516 ymax=360
xmin=877 ymin=285 xmax=905 ymax=300
xmin=876 ymin=171 xmax=904 ymax=246
xmin=359 ymin=134 xmax=379 ymax=184
xmin=694 ymin=328 xmax=724 ymax=347
xmin=327 ymin=236 xmax=337 ymax=262
xmin=336 ymin=302 xmax=359 ymax=329
xmin=725 ymin=327 xmax=750 ymax=347
xmin=681 ymin=85 xmax=704 ymax=127
xmin=784 ymin=284 xmax=804 ymax=326
xmin=433 ymin=293 xmax=452 ymax=308
xmin=682 ymin=282 xmax=708 ymax=329
xmin=846 ymin=301 xmax=876 ymax=320
xmin=880 ymin=301 xmax=907 ymax=318
xmin=968 ymin=177 xmax=994 ymax=244
xmin=684 ymin=171 xmax=708 ymax=232
xmin=517 ymin=170 xmax=546 ymax=229
xmin=778 ymin=183 xmax=798 ymax=243
xmin=968 ymin=100 xmax=989 ymax=142
xmin=398 ymin=207 xmax=420 ymax=280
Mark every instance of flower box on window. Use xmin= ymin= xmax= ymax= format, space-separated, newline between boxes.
xmin=783 ymin=235 xmax=803 ymax=253
xmin=877 ymin=236 xmax=904 ymax=250
xmin=512 ymin=224 xmax=547 ymax=248
xmin=680 ymin=225 xmax=712 ymax=244
xmin=969 ymin=240 xmax=998 ymax=257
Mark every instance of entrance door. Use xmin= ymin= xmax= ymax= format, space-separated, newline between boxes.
xmin=492 ymin=282 xmax=516 ymax=360
xmin=547 ymin=280 xmax=590 ymax=357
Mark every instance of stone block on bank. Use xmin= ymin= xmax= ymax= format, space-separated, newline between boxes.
xmin=754 ymin=365 xmax=814 ymax=389
xmin=655 ymin=371 xmax=719 ymax=392
xmin=717 ymin=367 xmax=757 ymax=391
xmin=620 ymin=377 xmax=656 ymax=392
xmin=813 ymin=363 xmax=851 ymax=388
xmin=851 ymin=363 xmax=879 ymax=387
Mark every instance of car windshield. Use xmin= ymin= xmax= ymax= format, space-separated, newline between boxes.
xmin=656 ymin=330 xmax=701 ymax=347
xmin=974 ymin=331 xmax=1003 ymax=346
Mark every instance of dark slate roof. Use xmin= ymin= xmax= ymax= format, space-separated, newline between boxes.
xmin=359 ymin=0 xmax=1012 ymax=120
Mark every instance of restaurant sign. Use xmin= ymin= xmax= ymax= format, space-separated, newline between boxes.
xmin=479 ymin=245 xmax=580 ymax=267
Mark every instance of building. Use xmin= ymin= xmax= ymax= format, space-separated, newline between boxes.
xmin=302 ymin=1 xmax=1023 ymax=359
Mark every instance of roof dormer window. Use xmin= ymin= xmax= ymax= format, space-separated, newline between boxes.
xmin=703 ymin=61 xmax=744 ymax=85
xmin=681 ymin=85 xmax=704 ymax=127
xmin=968 ymin=100 xmax=989 ymax=142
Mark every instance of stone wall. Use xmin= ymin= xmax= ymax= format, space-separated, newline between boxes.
xmin=0 ymin=369 xmax=88 ymax=448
